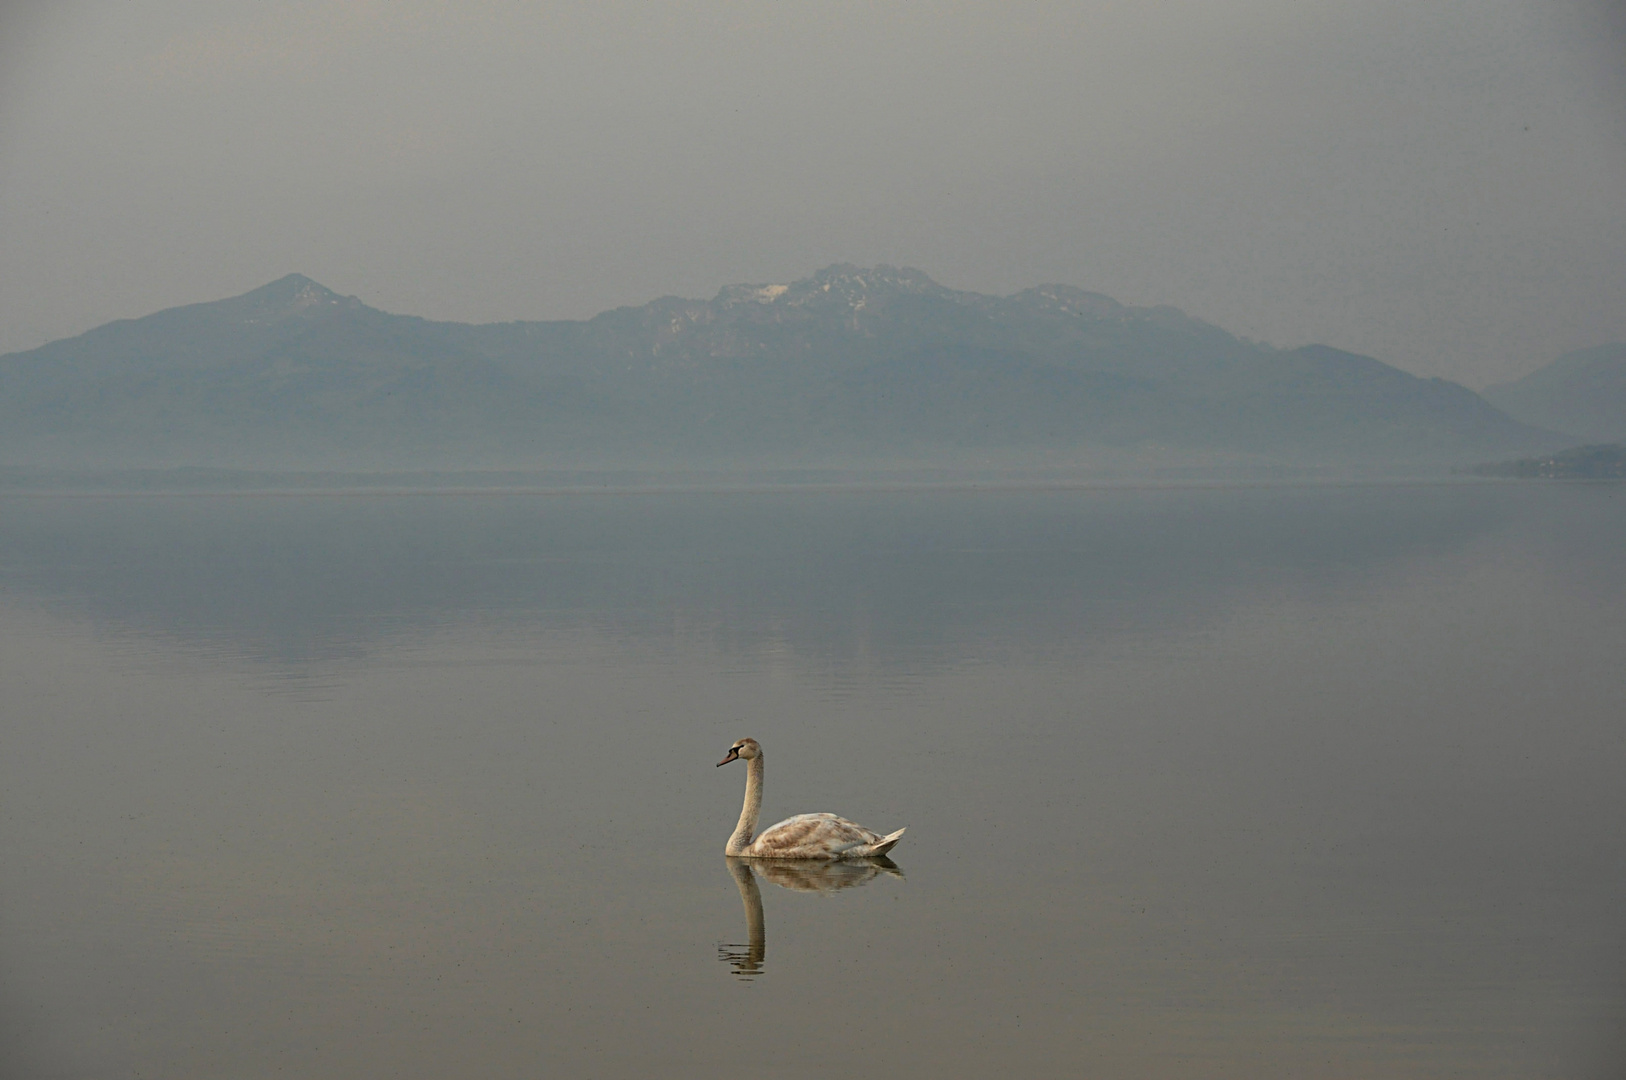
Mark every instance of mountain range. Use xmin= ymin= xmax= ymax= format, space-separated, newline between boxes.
xmin=1483 ymin=345 xmax=1626 ymax=444
xmin=0 ymin=264 xmax=1578 ymax=471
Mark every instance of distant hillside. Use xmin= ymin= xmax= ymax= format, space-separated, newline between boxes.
xmin=1482 ymin=344 xmax=1626 ymax=443
xmin=0 ymin=265 xmax=1565 ymax=470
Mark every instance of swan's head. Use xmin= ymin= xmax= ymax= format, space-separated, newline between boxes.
xmin=717 ymin=737 xmax=761 ymax=766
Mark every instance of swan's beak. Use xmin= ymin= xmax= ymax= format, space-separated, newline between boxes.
xmin=717 ymin=748 xmax=740 ymax=766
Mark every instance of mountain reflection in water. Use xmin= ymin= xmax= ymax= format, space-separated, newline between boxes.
xmin=720 ymin=856 xmax=904 ymax=980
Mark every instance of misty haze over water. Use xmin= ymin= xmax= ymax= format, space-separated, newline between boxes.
xmin=4 ymin=3 xmax=1624 ymax=1075
xmin=0 ymin=482 xmax=1621 ymax=1078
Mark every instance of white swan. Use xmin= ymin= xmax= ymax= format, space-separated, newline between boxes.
xmin=717 ymin=738 xmax=906 ymax=859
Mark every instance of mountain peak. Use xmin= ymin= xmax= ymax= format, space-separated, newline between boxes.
xmin=1011 ymin=285 xmax=1126 ymax=318
xmin=222 ymin=275 xmax=367 ymax=327
xmin=240 ymin=274 xmax=348 ymax=309
xmin=714 ymin=282 xmax=792 ymax=306
xmin=712 ymin=264 xmax=951 ymax=311
xmin=808 ymin=263 xmax=944 ymax=294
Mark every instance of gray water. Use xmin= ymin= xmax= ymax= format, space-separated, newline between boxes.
xmin=0 ymin=483 xmax=1621 ymax=1079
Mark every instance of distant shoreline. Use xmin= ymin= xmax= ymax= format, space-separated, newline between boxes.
xmin=0 ymin=464 xmax=1530 ymax=498
xmin=1464 ymin=443 xmax=1626 ymax=480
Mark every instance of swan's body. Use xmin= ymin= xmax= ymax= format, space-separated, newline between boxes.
xmin=717 ymin=738 xmax=906 ymax=859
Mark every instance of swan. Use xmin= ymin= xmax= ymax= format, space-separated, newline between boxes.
xmin=716 ymin=738 xmax=906 ymax=859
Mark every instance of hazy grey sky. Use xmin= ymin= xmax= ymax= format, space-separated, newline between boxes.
xmin=2 ymin=0 xmax=1622 ymax=386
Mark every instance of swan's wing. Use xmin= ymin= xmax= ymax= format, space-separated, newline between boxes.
xmin=748 ymin=813 xmax=883 ymax=859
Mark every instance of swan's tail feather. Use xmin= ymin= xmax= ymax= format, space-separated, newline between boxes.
xmin=865 ymin=827 xmax=906 ymax=857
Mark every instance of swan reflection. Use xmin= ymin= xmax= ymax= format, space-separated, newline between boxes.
xmin=719 ymin=855 xmax=903 ymax=980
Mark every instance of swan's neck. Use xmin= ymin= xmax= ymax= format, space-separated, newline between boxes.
xmin=726 ymin=754 xmax=764 ymax=856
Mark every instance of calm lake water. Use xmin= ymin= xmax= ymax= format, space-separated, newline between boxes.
xmin=0 ymin=482 xmax=1621 ymax=1079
